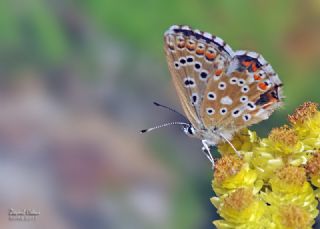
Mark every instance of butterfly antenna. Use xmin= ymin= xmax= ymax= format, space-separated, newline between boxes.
xmin=219 ymin=133 xmax=241 ymax=157
xmin=153 ymin=102 xmax=187 ymax=120
xmin=140 ymin=121 xmax=189 ymax=134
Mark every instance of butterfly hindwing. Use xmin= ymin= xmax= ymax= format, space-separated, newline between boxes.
xmin=200 ymin=50 xmax=283 ymax=132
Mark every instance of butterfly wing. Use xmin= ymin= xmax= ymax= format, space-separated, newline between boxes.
xmin=164 ymin=25 xmax=283 ymax=144
xmin=164 ymin=25 xmax=234 ymax=129
xmin=200 ymin=50 xmax=283 ymax=134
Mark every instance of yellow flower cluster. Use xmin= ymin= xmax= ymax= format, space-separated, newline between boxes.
xmin=211 ymin=102 xmax=320 ymax=229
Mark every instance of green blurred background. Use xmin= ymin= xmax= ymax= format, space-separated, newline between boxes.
xmin=0 ymin=0 xmax=319 ymax=228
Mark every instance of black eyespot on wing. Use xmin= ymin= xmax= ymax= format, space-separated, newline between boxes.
xmin=247 ymin=102 xmax=254 ymax=109
xmin=238 ymin=79 xmax=245 ymax=85
xmin=233 ymin=110 xmax=239 ymax=115
xmin=244 ymin=115 xmax=250 ymax=120
xmin=200 ymin=71 xmax=208 ymax=79
xmin=192 ymin=95 xmax=197 ymax=103
xmin=187 ymin=57 xmax=194 ymax=62
xmin=184 ymin=79 xmax=195 ymax=86
xmin=195 ymin=63 xmax=201 ymax=69
xmin=208 ymin=93 xmax=215 ymax=99
xmin=180 ymin=58 xmax=186 ymax=64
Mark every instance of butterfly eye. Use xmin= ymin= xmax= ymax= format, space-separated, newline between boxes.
xmin=184 ymin=125 xmax=195 ymax=136
xmin=187 ymin=126 xmax=195 ymax=135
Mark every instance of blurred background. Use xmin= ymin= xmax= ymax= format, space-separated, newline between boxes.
xmin=0 ymin=0 xmax=319 ymax=228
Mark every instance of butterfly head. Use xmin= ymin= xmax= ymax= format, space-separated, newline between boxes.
xmin=183 ymin=124 xmax=196 ymax=137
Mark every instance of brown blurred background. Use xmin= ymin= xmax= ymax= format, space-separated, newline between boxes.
xmin=0 ymin=0 xmax=319 ymax=228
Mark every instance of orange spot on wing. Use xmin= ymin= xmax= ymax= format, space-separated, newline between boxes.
xmin=196 ymin=49 xmax=205 ymax=55
xmin=251 ymin=63 xmax=258 ymax=72
xmin=254 ymin=74 xmax=262 ymax=80
xmin=242 ymin=61 xmax=251 ymax=67
xmin=205 ymin=52 xmax=216 ymax=60
xmin=186 ymin=44 xmax=195 ymax=50
xmin=215 ymin=69 xmax=223 ymax=76
xmin=258 ymin=82 xmax=268 ymax=90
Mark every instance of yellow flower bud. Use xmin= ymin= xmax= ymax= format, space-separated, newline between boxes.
xmin=273 ymin=204 xmax=314 ymax=229
xmin=212 ymin=188 xmax=270 ymax=229
xmin=212 ymin=155 xmax=259 ymax=195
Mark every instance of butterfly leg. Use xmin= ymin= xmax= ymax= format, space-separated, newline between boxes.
xmin=219 ymin=133 xmax=241 ymax=157
xmin=201 ymin=140 xmax=215 ymax=169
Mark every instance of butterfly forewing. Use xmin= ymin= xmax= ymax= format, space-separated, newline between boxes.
xmin=164 ymin=25 xmax=234 ymax=129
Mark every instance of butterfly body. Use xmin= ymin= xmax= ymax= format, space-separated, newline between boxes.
xmin=164 ymin=25 xmax=283 ymax=154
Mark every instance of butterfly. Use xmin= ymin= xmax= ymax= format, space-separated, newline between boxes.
xmin=143 ymin=25 xmax=283 ymax=167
